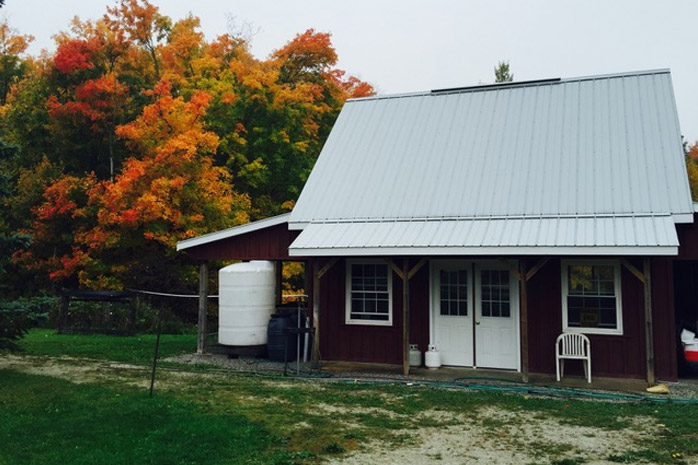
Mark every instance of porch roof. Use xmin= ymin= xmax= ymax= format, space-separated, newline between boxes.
xmin=288 ymin=214 xmax=679 ymax=257
xmin=176 ymin=213 xmax=290 ymax=252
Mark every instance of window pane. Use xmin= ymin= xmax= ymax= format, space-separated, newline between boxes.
xmin=565 ymin=263 xmax=619 ymax=331
xmin=482 ymin=286 xmax=491 ymax=301
xmin=599 ymin=280 xmax=614 ymax=296
xmin=568 ymin=265 xmax=593 ymax=295
xmin=501 ymin=302 xmax=510 ymax=318
xmin=441 ymin=271 xmax=449 ymax=286
xmin=482 ymin=302 xmax=491 ymax=317
xmin=567 ymin=296 xmax=617 ymax=329
xmin=596 ymin=265 xmax=613 ymax=281
xmin=350 ymin=262 xmax=390 ymax=322
xmin=480 ymin=270 xmax=510 ymax=318
xmin=438 ymin=270 xmax=468 ymax=317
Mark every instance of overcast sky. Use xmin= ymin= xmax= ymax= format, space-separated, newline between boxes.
xmin=3 ymin=0 xmax=697 ymax=142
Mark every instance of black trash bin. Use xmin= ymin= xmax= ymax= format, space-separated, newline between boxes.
xmin=267 ymin=312 xmax=298 ymax=362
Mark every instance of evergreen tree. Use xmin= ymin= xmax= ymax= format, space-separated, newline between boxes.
xmin=494 ymin=61 xmax=514 ymax=83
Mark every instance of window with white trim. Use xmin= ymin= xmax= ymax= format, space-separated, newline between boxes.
xmin=346 ymin=260 xmax=392 ymax=325
xmin=561 ymin=260 xmax=623 ymax=335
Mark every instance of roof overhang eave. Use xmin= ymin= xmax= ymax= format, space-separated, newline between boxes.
xmin=289 ymin=245 xmax=679 ymax=258
xmin=176 ymin=213 xmax=291 ymax=252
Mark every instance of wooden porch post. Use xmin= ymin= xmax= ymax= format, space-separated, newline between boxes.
xmin=197 ymin=261 xmax=209 ymax=355
xmin=402 ymin=258 xmax=410 ymax=376
xmin=500 ymin=257 xmax=549 ymax=383
xmin=519 ymin=261 xmax=529 ymax=383
xmin=621 ymin=258 xmax=656 ymax=387
xmin=643 ymin=258 xmax=656 ymax=386
xmin=387 ymin=258 xmax=426 ymax=376
xmin=312 ymin=260 xmax=321 ymax=366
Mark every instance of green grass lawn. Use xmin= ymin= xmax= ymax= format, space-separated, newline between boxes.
xmin=16 ymin=329 xmax=195 ymax=365
xmin=0 ymin=370 xmax=295 ymax=465
xmin=3 ymin=330 xmax=698 ymax=464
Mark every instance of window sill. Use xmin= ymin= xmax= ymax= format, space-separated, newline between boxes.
xmin=345 ymin=319 xmax=392 ymax=327
xmin=563 ymin=326 xmax=623 ymax=336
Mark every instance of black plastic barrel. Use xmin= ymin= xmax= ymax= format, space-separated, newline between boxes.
xmin=267 ymin=313 xmax=298 ymax=362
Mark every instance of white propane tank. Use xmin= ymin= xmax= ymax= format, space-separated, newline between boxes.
xmin=218 ymin=261 xmax=275 ymax=346
xmin=424 ymin=345 xmax=442 ymax=370
xmin=409 ymin=344 xmax=422 ymax=367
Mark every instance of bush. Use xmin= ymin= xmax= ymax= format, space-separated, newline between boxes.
xmin=0 ymin=297 xmax=54 ymax=349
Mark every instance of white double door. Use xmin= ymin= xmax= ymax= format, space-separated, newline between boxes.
xmin=432 ymin=260 xmax=519 ymax=370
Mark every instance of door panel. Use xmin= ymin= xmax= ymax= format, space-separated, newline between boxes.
xmin=475 ymin=266 xmax=519 ymax=369
xmin=433 ymin=264 xmax=473 ymax=366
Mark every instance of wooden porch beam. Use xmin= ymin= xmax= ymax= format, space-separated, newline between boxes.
xmin=621 ymin=258 xmax=645 ymax=284
xmin=386 ymin=259 xmax=404 ymax=280
xmin=643 ymin=258 xmax=656 ymax=386
xmin=407 ymin=258 xmax=428 ymax=280
xmin=525 ymin=257 xmax=550 ymax=282
xmin=317 ymin=257 xmax=339 ymax=279
xmin=197 ymin=261 xmax=209 ymax=355
xmin=402 ymin=258 xmax=410 ymax=376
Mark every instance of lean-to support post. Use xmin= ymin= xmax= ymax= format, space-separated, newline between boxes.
xmin=275 ymin=260 xmax=283 ymax=306
xmin=643 ymin=258 xmax=656 ymax=386
xmin=402 ymin=258 xmax=410 ymax=376
xmin=197 ymin=261 xmax=209 ymax=355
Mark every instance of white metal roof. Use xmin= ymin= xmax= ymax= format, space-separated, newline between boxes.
xmin=290 ymin=70 xmax=693 ymax=232
xmin=289 ymin=215 xmax=679 ymax=256
xmin=176 ymin=213 xmax=290 ymax=251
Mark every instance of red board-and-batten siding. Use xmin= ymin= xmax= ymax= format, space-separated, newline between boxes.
xmin=318 ymin=257 xmax=677 ymax=381
xmin=180 ymin=220 xmax=681 ymax=381
xmin=183 ymin=224 xmax=300 ymax=261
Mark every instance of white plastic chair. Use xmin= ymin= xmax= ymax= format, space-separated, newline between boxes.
xmin=556 ymin=333 xmax=591 ymax=383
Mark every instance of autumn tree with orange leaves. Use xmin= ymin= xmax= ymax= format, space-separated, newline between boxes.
xmin=1 ymin=0 xmax=372 ymax=297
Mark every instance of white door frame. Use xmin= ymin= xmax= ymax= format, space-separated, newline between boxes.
xmin=429 ymin=259 xmax=521 ymax=372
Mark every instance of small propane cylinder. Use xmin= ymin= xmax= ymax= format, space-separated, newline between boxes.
xmin=425 ymin=344 xmax=442 ymax=370
xmin=409 ymin=344 xmax=422 ymax=367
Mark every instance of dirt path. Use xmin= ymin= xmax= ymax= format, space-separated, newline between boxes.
xmin=325 ymin=408 xmax=663 ymax=465
xmin=0 ymin=355 xmax=679 ymax=465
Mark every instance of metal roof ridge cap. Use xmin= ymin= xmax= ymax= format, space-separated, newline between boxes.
xmin=344 ymin=69 xmax=672 ymax=103
xmin=304 ymin=213 xmax=675 ymax=224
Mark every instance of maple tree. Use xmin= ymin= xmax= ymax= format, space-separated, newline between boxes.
xmin=105 ymin=0 xmax=171 ymax=81
xmin=1 ymin=1 xmax=372 ymax=296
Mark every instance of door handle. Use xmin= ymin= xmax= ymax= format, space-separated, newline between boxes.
xmin=476 ymin=321 xmax=480 ymax=325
